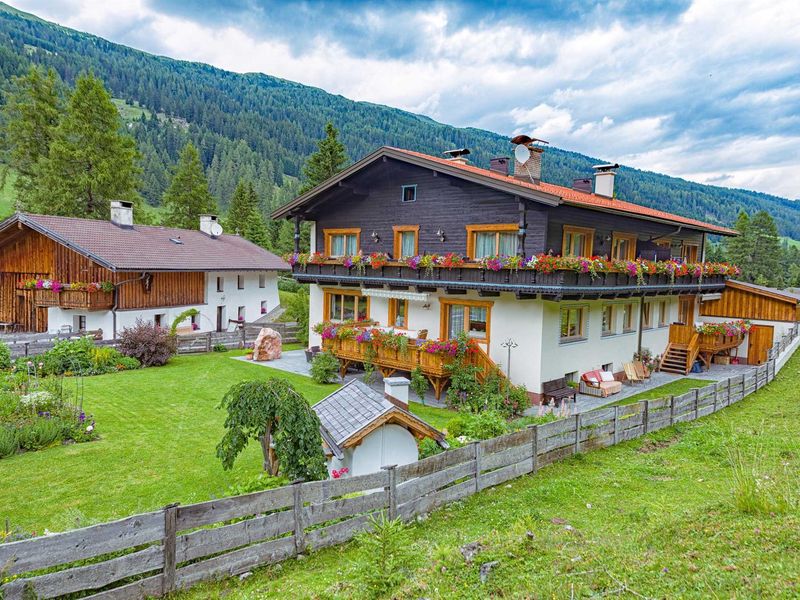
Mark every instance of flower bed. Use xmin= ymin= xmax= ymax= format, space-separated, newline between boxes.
xmin=695 ymin=320 xmax=752 ymax=336
xmin=285 ymin=252 xmax=740 ymax=284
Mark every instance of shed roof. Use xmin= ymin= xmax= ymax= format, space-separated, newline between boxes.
xmin=726 ymin=280 xmax=800 ymax=304
xmin=0 ymin=213 xmax=289 ymax=272
xmin=313 ymin=380 xmax=445 ymax=459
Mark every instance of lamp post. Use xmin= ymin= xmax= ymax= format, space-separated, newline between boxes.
xmin=501 ymin=338 xmax=518 ymax=402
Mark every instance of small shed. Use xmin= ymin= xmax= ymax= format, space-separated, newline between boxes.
xmin=313 ymin=378 xmax=447 ymax=478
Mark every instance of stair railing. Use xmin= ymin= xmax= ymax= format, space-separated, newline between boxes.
xmin=685 ymin=331 xmax=700 ymax=373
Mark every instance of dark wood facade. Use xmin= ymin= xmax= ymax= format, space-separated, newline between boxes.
xmin=311 ymin=159 xmax=704 ymax=261
xmin=0 ymin=225 xmax=207 ymax=332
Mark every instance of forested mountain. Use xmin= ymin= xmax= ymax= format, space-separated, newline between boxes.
xmin=0 ymin=2 xmax=798 ymax=237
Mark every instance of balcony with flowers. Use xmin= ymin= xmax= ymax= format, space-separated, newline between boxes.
xmin=285 ymin=251 xmax=739 ymax=298
xmin=19 ymin=279 xmax=115 ymax=310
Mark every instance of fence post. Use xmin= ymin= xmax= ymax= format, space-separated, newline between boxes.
xmin=205 ymin=332 xmax=212 ymax=353
xmin=727 ymin=377 xmax=732 ymax=408
xmin=613 ymin=406 xmax=620 ymax=445
xmin=292 ymin=480 xmax=306 ymax=554
xmin=643 ymin=400 xmax=650 ymax=434
xmin=574 ymin=413 xmax=581 ymax=454
xmin=693 ymin=389 xmax=700 ymax=421
xmin=669 ymin=395 xmax=675 ymax=425
xmin=381 ymin=465 xmax=398 ymax=520
xmin=240 ymin=325 xmax=246 ymax=348
xmin=471 ymin=441 xmax=482 ymax=492
xmin=712 ymin=384 xmax=718 ymax=413
xmin=528 ymin=425 xmax=539 ymax=473
xmin=161 ymin=503 xmax=179 ymax=595
xmin=24 ymin=342 xmax=29 ymax=356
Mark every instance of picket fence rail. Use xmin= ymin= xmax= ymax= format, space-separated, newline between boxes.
xmin=0 ymin=324 xmax=796 ymax=599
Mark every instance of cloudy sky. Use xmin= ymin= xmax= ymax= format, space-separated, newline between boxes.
xmin=10 ymin=0 xmax=800 ymax=199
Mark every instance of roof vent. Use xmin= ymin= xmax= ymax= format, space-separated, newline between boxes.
xmin=110 ymin=200 xmax=133 ymax=228
xmin=511 ymin=135 xmax=548 ymax=184
xmin=169 ymin=237 xmax=184 ymax=245
xmin=443 ymin=148 xmax=470 ymax=165
xmin=592 ymin=163 xmax=619 ymax=198
xmin=489 ymin=157 xmax=510 ymax=176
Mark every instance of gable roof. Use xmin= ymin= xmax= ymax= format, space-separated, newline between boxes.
xmin=0 ymin=213 xmax=288 ymax=272
xmin=726 ymin=280 xmax=800 ymax=304
xmin=272 ymin=146 xmax=737 ymax=237
xmin=313 ymin=380 xmax=446 ymax=458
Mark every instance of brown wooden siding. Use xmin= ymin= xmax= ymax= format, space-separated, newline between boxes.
xmin=700 ymin=286 xmax=798 ymax=322
xmin=115 ymin=271 xmax=206 ymax=310
xmin=54 ymin=244 xmax=113 ymax=282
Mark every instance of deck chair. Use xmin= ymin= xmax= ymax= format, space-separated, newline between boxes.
xmin=623 ymin=362 xmax=644 ymax=385
xmin=633 ymin=361 xmax=650 ymax=380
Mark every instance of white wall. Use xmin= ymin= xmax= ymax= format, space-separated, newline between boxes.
xmin=326 ymin=423 xmax=419 ymax=477
xmin=47 ymin=270 xmax=281 ymax=339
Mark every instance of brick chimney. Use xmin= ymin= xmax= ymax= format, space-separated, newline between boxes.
xmin=199 ymin=214 xmax=220 ymax=236
xmin=511 ymin=135 xmax=548 ymax=184
xmin=592 ymin=163 xmax=619 ymax=198
xmin=384 ymin=376 xmax=410 ymax=409
xmin=110 ymin=201 xmax=133 ymax=228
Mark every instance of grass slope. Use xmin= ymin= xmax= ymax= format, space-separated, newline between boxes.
xmin=178 ymin=351 xmax=800 ymax=599
xmin=0 ymin=351 xmax=454 ymax=532
xmin=609 ymin=377 xmax=714 ymax=406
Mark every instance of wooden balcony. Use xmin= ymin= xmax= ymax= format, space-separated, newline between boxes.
xmin=293 ymin=262 xmax=728 ymax=299
xmin=322 ymin=335 xmax=500 ymax=399
xmin=661 ymin=324 xmax=745 ymax=374
xmin=34 ymin=289 xmax=114 ymax=310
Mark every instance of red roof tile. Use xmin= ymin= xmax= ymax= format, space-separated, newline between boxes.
xmin=390 ymin=148 xmax=738 ymax=236
xmin=5 ymin=213 xmax=289 ymax=272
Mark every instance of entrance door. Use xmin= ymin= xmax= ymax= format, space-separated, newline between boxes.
xmin=216 ymin=306 xmax=225 ymax=332
xmin=678 ymin=295 xmax=696 ymax=325
xmin=747 ymin=325 xmax=773 ymax=365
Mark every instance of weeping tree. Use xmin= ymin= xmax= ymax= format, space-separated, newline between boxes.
xmin=216 ymin=378 xmax=327 ymax=481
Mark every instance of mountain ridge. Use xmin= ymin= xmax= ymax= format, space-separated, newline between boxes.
xmin=0 ymin=2 xmax=798 ymax=237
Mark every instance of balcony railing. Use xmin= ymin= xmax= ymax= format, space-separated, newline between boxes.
xmin=292 ymin=261 xmax=729 ymax=298
xmin=322 ymin=334 xmax=500 ymax=400
xmin=33 ymin=289 xmax=114 ymax=310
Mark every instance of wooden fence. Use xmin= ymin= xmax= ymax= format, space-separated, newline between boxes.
xmin=0 ymin=325 xmax=796 ymax=599
xmin=4 ymin=323 xmax=299 ymax=359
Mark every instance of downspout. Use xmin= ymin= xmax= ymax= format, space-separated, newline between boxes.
xmin=112 ymin=272 xmax=150 ymax=339
xmin=637 ymin=295 xmax=645 ymax=359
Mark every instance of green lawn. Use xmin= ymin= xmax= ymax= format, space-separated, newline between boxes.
xmin=609 ymin=377 xmax=715 ymax=406
xmin=178 ymin=350 xmax=800 ymax=599
xmin=0 ymin=351 xmax=455 ymax=533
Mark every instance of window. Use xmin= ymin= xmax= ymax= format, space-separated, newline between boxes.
xmin=216 ymin=276 xmax=224 ymax=292
xmin=190 ymin=313 xmax=198 ymax=326
xmin=154 ymin=313 xmax=165 ymax=328
xmin=324 ymin=290 xmax=369 ymax=322
xmin=560 ymin=306 xmax=586 ymax=341
xmin=388 ymin=298 xmax=408 ymax=329
xmin=466 ymin=224 xmax=518 ymax=258
xmin=401 ymin=185 xmax=417 ymax=203
xmin=74 ymin=315 xmax=86 ymax=332
xmin=237 ymin=275 xmax=244 ymax=290
xmin=681 ymin=243 xmax=699 ymax=263
xmin=642 ymin=302 xmax=653 ymax=329
xmin=323 ymin=228 xmax=360 ymax=257
xmin=392 ymin=225 xmax=419 ymax=259
xmin=611 ymin=232 xmax=638 ymax=261
xmin=658 ymin=300 xmax=669 ymax=327
xmin=622 ymin=303 xmax=636 ymax=332
xmin=237 ymin=306 xmax=245 ymax=322
xmin=601 ymin=304 xmax=615 ymax=336
xmin=562 ymin=225 xmax=594 ymax=257
xmin=565 ymin=370 xmax=579 ymax=384
xmin=440 ymin=299 xmax=492 ymax=344
xmin=259 ymin=274 xmax=266 ymax=288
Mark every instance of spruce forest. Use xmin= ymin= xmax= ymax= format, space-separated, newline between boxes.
xmin=0 ymin=3 xmax=799 ymax=285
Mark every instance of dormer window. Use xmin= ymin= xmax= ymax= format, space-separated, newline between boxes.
xmin=401 ymin=185 xmax=417 ymax=203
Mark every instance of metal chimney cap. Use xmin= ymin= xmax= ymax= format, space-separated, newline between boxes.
xmin=510 ymin=135 xmax=549 ymax=146
xmin=592 ymin=163 xmax=620 ymax=172
xmin=443 ymin=148 xmax=471 ymax=158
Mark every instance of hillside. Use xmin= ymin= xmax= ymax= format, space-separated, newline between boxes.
xmin=0 ymin=3 xmax=799 ymax=237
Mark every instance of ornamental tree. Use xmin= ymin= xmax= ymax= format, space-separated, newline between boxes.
xmin=216 ymin=378 xmax=327 ymax=481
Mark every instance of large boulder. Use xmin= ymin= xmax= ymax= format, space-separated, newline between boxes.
xmin=253 ymin=327 xmax=282 ymax=361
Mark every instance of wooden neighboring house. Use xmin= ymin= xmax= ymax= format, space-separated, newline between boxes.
xmin=273 ymin=141 xmax=743 ymax=399
xmin=0 ymin=202 xmax=288 ymax=338
xmin=697 ymin=280 xmax=800 ymax=365
xmin=314 ymin=378 xmax=447 ymax=477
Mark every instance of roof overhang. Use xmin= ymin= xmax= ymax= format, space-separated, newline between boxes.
xmin=271 ymin=146 xmax=561 ymax=220
xmin=725 ymin=279 xmax=800 ymax=304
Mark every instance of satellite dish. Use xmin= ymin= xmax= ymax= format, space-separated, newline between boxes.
xmin=514 ymin=144 xmax=530 ymax=164
xmin=210 ymin=222 xmax=223 ymax=237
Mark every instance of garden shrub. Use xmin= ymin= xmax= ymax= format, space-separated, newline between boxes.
xmin=212 ymin=343 xmax=229 ymax=352
xmin=284 ymin=286 xmax=309 ymax=345
xmin=0 ymin=340 xmax=10 ymax=370
xmin=445 ymin=410 xmax=507 ymax=441
xmin=418 ymin=436 xmax=445 ymax=459
xmin=310 ymin=351 xmax=340 ymax=384
xmin=17 ymin=418 xmax=67 ymax=451
xmin=0 ymin=426 xmax=18 ymax=458
xmin=118 ymin=319 xmax=177 ymax=366
xmin=410 ymin=367 xmax=428 ymax=403
xmin=42 ymin=336 xmax=95 ymax=375
xmin=354 ymin=513 xmax=411 ymax=598
xmin=225 ymin=472 xmax=289 ymax=496
xmin=278 ymin=276 xmax=300 ymax=293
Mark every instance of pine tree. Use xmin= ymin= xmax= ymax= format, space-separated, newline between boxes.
xmin=300 ymin=122 xmax=348 ymax=193
xmin=726 ymin=212 xmax=754 ymax=279
xmin=749 ymin=210 xmax=783 ymax=287
xmin=243 ymin=208 xmax=270 ymax=248
xmin=0 ymin=66 xmax=62 ymax=208
xmin=227 ymin=180 xmax=257 ymax=235
xmin=33 ymin=72 xmax=140 ymax=219
xmin=162 ymin=142 xmax=218 ymax=229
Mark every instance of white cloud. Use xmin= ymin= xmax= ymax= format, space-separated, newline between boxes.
xmin=11 ymin=0 xmax=800 ymax=199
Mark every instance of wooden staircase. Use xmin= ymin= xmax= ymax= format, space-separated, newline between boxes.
xmin=660 ymin=323 xmax=745 ymax=375
xmin=660 ymin=335 xmax=699 ymax=375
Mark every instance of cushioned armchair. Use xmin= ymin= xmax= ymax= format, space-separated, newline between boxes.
xmin=579 ymin=369 xmax=622 ymax=397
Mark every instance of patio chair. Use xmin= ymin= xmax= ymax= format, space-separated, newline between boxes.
xmin=633 ymin=361 xmax=650 ymax=380
xmin=305 ymin=345 xmax=321 ymax=363
xmin=580 ymin=370 xmax=623 ymax=397
xmin=623 ymin=363 xmax=644 ymax=385
xmin=541 ymin=377 xmax=577 ymax=406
